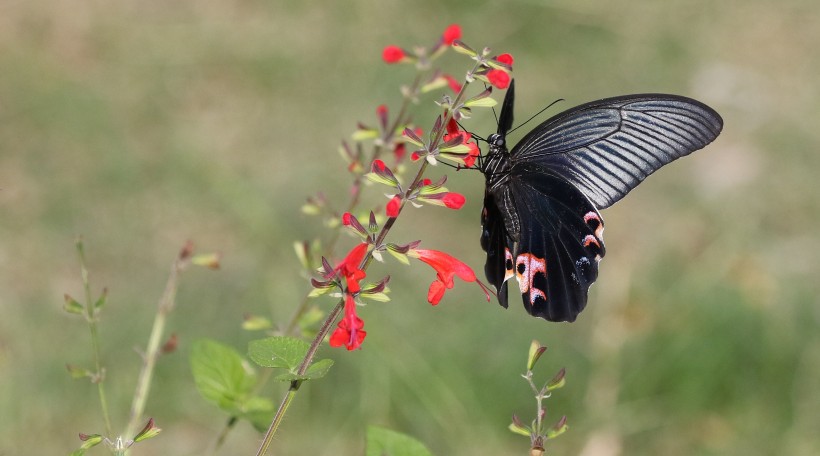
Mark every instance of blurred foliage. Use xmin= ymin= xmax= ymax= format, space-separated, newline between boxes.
xmin=1 ymin=1 xmax=819 ymax=455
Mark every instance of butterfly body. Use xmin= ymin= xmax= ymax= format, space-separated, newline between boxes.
xmin=479 ymin=80 xmax=723 ymax=322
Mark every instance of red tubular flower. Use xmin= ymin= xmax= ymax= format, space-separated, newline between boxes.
xmin=442 ymin=192 xmax=466 ymax=209
xmin=382 ymin=45 xmax=406 ymax=63
xmin=442 ymin=24 xmax=461 ymax=45
xmin=342 ymin=212 xmax=353 ymax=226
xmin=336 ymin=243 xmax=368 ymax=293
xmin=372 ymin=159 xmax=386 ymax=172
xmin=329 ymin=294 xmax=366 ymax=350
xmin=496 ymin=53 xmax=514 ymax=66
xmin=443 ymin=74 xmax=463 ymax=93
xmin=411 ymin=248 xmax=481 ymax=305
xmin=386 ymin=195 xmax=401 ymax=218
xmin=393 ymin=143 xmax=406 ymax=161
xmin=443 ymin=118 xmax=480 ymax=167
xmin=487 ymin=69 xmax=511 ymax=89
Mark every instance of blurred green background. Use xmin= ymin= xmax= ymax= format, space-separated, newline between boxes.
xmin=1 ymin=0 xmax=819 ymax=455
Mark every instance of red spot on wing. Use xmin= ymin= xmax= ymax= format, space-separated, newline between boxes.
xmin=515 ymin=253 xmax=547 ymax=305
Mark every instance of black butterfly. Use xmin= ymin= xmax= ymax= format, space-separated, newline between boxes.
xmin=479 ymin=79 xmax=723 ymax=322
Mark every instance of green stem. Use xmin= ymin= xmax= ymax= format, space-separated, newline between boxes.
xmin=255 ymin=300 xmax=344 ymax=456
xmin=76 ymin=239 xmax=113 ymax=437
xmin=124 ymin=256 xmax=186 ymax=441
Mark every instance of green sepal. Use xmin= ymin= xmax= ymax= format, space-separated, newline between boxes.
xmin=438 ymin=142 xmax=471 ymax=154
xmin=66 ymin=364 xmax=92 ymax=379
xmin=546 ymin=416 xmax=568 ymax=439
xmin=308 ymin=284 xmax=335 ymax=298
xmin=507 ymin=415 xmax=532 ymax=437
xmin=360 ymin=288 xmax=391 ymax=302
xmin=352 ymin=128 xmax=379 ymax=141
xmin=63 ymin=294 xmax=84 ymax=315
xmin=401 ymin=128 xmax=425 ymax=148
xmin=527 ymin=340 xmax=547 ymax=371
xmin=132 ymin=418 xmax=161 ymax=443
xmin=421 ymin=75 xmax=448 ymax=93
xmin=451 ymin=40 xmax=477 ymax=57
xmin=191 ymin=253 xmax=221 ymax=269
xmin=93 ymin=288 xmax=108 ymax=311
xmin=545 ymin=367 xmax=566 ymax=391
xmin=386 ymin=247 xmax=410 ymax=265
xmin=365 ymin=171 xmax=399 ymax=188
xmin=463 ymin=87 xmax=497 ymax=108
xmin=78 ymin=433 xmax=103 ymax=449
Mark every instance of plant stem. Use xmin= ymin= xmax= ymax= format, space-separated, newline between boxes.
xmin=124 ymin=253 xmax=187 ymax=441
xmin=255 ymin=299 xmax=344 ymax=456
xmin=76 ymin=239 xmax=114 ymax=437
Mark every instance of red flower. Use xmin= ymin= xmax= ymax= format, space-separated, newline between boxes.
xmin=442 ymin=24 xmax=461 ymax=45
xmin=443 ymin=74 xmax=463 ymax=93
xmin=382 ymin=45 xmax=406 ymax=63
xmin=336 ymin=243 xmax=368 ymax=293
xmin=487 ymin=69 xmax=511 ymax=89
xmin=411 ymin=151 xmax=422 ymax=162
xmin=372 ymin=159 xmax=386 ymax=172
xmin=443 ymin=118 xmax=481 ymax=167
xmin=393 ymin=143 xmax=406 ymax=161
xmin=442 ymin=192 xmax=466 ymax=209
xmin=496 ymin=53 xmax=514 ymax=66
xmin=411 ymin=249 xmax=483 ymax=305
xmin=386 ymin=195 xmax=401 ymax=218
xmin=329 ymin=294 xmax=366 ymax=350
xmin=342 ymin=212 xmax=353 ymax=226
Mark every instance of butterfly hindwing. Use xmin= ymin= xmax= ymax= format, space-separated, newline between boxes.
xmin=510 ymin=94 xmax=723 ymax=209
xmin=491 ymin=163 xmax=605 ymax=322
xmin=480 ymin=192 xmax=512 ymax=308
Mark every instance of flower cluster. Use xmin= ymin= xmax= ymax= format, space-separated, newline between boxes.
xmin=304 ymin=23 xmax=512 ymax=350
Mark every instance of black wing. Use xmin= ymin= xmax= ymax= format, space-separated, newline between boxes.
xmin=510 ymin=94 xmax=723 ymax=209
xmin=480 ymin=192 xmax=512 ymax=308
xmin=486 ymin=163 xmax=606 ymax=322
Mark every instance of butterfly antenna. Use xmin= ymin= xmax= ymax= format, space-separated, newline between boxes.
xmin=508 ymin=99 xmax=564 ymax=135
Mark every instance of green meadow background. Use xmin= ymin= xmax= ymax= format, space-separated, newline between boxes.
xmin=2 ymin=1 xmax=818 ymax=455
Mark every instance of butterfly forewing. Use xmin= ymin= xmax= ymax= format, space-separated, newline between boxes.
xmin=510 ymin=95 xmax=723 ymax=209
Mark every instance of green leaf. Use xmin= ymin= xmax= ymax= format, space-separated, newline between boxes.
xmin=273 ymin=358 xmax=334 ymax=382
xmin=247 ymin=336 xmax=309 ymax=370
xmin=190 ymin=339 xmax=256 ymax=412
xmin=297 ymin=305 xmax=325 ymax=337
xmin=366 ymin=426 xmax=434 ymax=456
xmin=239 ymin=397 xmax=276 ymax=432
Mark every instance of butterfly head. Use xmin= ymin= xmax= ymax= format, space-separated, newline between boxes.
xmin=487 ymin=133 xmax=506 ymax=149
